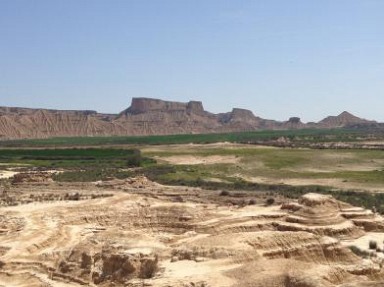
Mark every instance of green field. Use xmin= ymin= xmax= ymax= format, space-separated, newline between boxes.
xmin=0 ymin=147 xmax=153 ymax=182
xmin=0 ymin=127 xmax=379 ymax=147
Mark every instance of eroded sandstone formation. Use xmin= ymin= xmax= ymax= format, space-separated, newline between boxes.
xmin=279 ymin=193 xmax=365 ymax=238
xmin=0 ymin=176 xmax=383 ymax=286
xmin=56 ymin=243 xmax=158 ymax=285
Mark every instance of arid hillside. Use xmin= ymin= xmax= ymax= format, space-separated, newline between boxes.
xmin=0 ymin=98 xmax=375 ymax=139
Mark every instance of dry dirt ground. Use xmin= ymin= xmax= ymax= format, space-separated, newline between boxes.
xmin=0 ymin=175 xmax=384 ymax=286
xmin=0 ymin=171 xmax=18 ymax=179
xmin=155 ymin=155 xmax=239 ymax=165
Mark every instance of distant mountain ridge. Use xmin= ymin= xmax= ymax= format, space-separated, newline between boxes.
xmin=317 ymin=111 xmax=373 ymax=128
xmin=0 ymin=97 xmax=376 ymax=139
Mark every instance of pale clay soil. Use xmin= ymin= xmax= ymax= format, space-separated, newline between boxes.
xmin=0 ymin=170 xmax=18 ymax=179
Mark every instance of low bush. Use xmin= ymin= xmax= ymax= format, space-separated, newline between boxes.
xmin=219 ymin=190 xmax=230 ymax=196
xmin=369 ymin=240 xmax=377 ymax=250
xmin=265 ymin=198 xmax=275 ymax=205
xmin=349 ymin=245 xmax=371 ymax=258
xmin=249 ymin=199 xmax=257 ymax=205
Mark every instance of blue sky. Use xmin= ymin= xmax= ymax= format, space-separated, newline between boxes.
xmin=1 ymin=0 xmax=383 ymax=122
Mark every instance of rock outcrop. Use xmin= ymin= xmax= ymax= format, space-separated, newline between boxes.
xmin=56 ymin=243 xmax=159 ymax=284
xmin=341 ymin=206 xmax=384 ymax=232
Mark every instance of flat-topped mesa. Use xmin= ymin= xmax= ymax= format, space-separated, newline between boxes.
xmin=287 ymin=117 xmax=301 ymax=124
xmin=231 ymin=108 xmax=256 ymax=119
xmin=282 ymin=116 xmax=306 ymax=129
xmin=220 ymin=108 xmax=257 ymax=123
xmin=124 ymin=97 xmax=205 ymax=115
xmin=186 ymin=100 xmax=205 ymax=114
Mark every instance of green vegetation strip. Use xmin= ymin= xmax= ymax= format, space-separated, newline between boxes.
xmin=0 ymin=128 xmax=373 ymax=147
xmin=0 ymin=148 xmax=146 ymax=168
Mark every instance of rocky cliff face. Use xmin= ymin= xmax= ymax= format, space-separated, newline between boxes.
xmin=0 ymin=98 xmax=375 ymax=139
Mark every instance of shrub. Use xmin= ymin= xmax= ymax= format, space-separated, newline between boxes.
xmin=349 ymin=245 xmax=371 ymax=258
xmin=369 ymin=240 xmax=377 ymax=250
xmin=173 ymin=195 xmax=184 ymax=203
xmin=220 ymin=190 xmax=230 ymax=196
xmin=249 ymin=199 xmax=257 ymax=205
xmin=265 ymin=198 xmax=275 ymax=205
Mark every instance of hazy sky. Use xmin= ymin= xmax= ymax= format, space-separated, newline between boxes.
xmin=1 ymin=0 xmax=383 ymax=122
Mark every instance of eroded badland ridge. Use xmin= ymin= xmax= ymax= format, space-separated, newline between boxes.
xmin=0 ymin=97 xmax=376 ymax=139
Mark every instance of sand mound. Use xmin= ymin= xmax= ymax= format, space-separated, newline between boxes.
xmin=279 ymin=193 xmax=364 ymax=238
